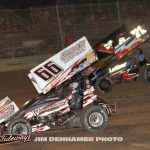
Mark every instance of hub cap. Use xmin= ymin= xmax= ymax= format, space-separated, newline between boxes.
xmin=89 ymin=112 xmax=103 ymax=127
xmin=12 ymin=123 xmax=28 ymax=134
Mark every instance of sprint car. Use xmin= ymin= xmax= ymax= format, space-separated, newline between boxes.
xmin=0 ymin=37 xmax=115 ymax=135
xmin=90 ymin=24 xmax=150 ymax=92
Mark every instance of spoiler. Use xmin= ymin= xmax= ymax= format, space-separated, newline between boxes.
xmin=96 ymin=24 xmax=149 ymax=60
xmin=29 ymin=36 xmax=98 ymax=94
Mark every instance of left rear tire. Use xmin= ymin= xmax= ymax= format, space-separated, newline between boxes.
xmin=7 ymin=118 xmax=32 ymax=135
xmin=144 ymin=66 xmax=150 ymax=82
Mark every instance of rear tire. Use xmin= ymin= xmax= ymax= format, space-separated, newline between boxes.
xmin=144 ymin=67 xmax=150 ymax=82
xmin=80 ymin=105 xmax=108 ymax=132
xmin=7 ymin=118 xmax=32 ymax=135
xmin=95 ymin=77 xmax=112 ymax=93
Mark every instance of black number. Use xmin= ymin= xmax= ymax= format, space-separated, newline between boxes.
xmin=34 ymin=61 xmax=63 ymax=81
xmin=34 ymin=68 xmax=53 ymax=81
xmin=44 ymin=62 xmax=62 ymax=74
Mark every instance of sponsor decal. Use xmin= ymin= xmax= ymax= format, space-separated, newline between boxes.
xmin=33 ymin=100 xmax=66 ymax=115
xmin=109 ymin=62 xmax=127 ymax=73
xmin=85 ymin=51 xmax=97 ymax=62
xmin=79 ymin=63 xmax=84 ymax=69
xmin=0 ymin=133 xmax=31 ymax=145
xmin=60 ymin=39 xmax=86 ymax=63
xmin=0 ymin=104 xmax=15 ymax=121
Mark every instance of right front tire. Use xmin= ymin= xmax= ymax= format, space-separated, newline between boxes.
xmin=80 ymin=105 xmax=108 ymax=132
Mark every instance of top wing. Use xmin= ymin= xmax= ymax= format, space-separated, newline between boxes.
xmin=29 ymin=36 xmax=98 ymax=94
xmin=96 ymin=24 xmax=149 ymax=60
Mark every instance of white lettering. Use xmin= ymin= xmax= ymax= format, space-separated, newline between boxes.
xmin=104 ymin=40 xmax=113 ymax=49
xmin=34 ymin=137 xmax=47 ymax=142
xmin=109 ymin=62 xmax=127 ymax=73
xmin=130 ymin=25 xmax=147 ymax=38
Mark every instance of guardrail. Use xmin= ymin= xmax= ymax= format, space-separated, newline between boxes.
xmin=0 ymin=54 xmax=53 ymax=72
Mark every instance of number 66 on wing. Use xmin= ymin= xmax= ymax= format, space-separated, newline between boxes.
xmin=28 ymin=36 xmax=98 ymax=94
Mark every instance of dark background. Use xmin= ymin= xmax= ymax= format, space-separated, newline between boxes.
xmin=0 ymin=0 xmax=144 ymax=9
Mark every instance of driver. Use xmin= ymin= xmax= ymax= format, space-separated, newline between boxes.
xmin=69 ymin=73 xmax=85 ymax=111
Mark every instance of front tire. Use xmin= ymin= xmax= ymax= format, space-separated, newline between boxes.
xmin=95 ymin=77 xmax=112 ymax=93
xmin=7 ymin=118 xmax=32 ymax=135
xmin=80 ymin=105 xmax=108 ymax=132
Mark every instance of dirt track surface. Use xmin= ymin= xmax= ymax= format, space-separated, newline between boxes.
xmin=0 ymin=70 xmax=150 ymax=150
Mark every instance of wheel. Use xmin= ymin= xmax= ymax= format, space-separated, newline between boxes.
xmin=133 ymin=77 xmax=138 ymax=81
xmin=144 ymin=67 xmax=150 ymax=82
xmin=95 ymin=77 xmax=112 ymax=93
xmin=7 ymin=118 xmax=32 ymax=135
xmin=80 ymin=105 xmax=108 ymax=132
